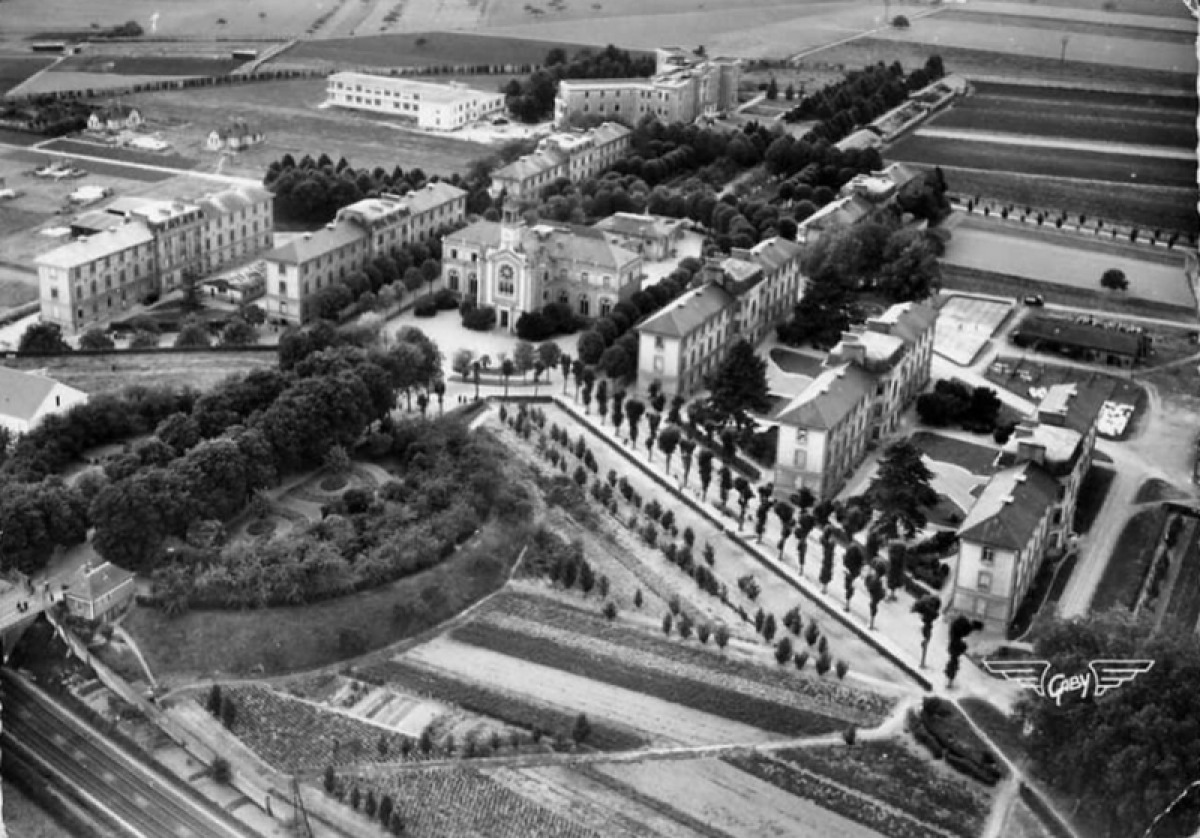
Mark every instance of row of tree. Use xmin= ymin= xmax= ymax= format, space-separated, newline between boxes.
xmin=503 ymin=44 xmax=656 ymax=123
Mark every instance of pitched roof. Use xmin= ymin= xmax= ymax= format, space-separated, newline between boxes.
xmin=0 ymin=366 xmax=65 ymax=422
xmin=532 ymin=224 xmax=639 ymax=270
xmin=401 ymin=181 xmax=466 ymax=215
xmin=446 ymin=219 xmax=502 ymax=247
xmin=198 ymin=185 xmax=271 ymax=217
xmin=71 ymin=209 xmax=124 ymax=233
xmin=35 ymin=222 xmax=154 ymax=269
xmin=775 ymin=363 xmax=876 ymax=430
xmin=492 ymin=148 xmax=567 ymax=183
xmin=67 ymin=561 xmax=135 ymax=603
xmin=637 ymin=281 xmax=734 ymax=338
xmin=747 ymin=236 xmax=804 ymax=273
xmin=1035 ymin=378 xmax=1115 ymax=435
xmin=1016 ymin=316 xmax=1143 ymax=358
xmin=593 ymin=212 xmax=679 ymax=239
xmin=958 ymin=462 xmax=1059 ymax=550
xmin=263 ymin=221 xmax=364 ymax=265
xmin=866 ymin=300 xmax=938 ymax=345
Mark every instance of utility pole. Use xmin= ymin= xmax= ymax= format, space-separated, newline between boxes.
xmin=1060 ymin=35 xmax=1069 ymax=66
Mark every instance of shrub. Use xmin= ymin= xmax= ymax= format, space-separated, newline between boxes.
xmin=462 ymin=305 xmax=497 ymax=331
xmin=413 ymin=299 xmax=438 ymax=317
xmin=603 ymin=601 xmax=617 ymax=620
xmin=775 ymin=636 xmax=794 ymax=665
xmin=794 ymin=651 xmax=809 ymax=670
xmin=211 ymin=756 xmax=232 ymax=784
xmin=835 ymin=659 xmax=849 ymax=680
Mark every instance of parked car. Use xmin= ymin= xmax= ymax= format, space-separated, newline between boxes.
xmin=1023 ymin=295 xmax=1045 ymax=307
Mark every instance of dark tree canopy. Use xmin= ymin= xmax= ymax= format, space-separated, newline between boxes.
xmin=705 ymin=339 xmax=772 ymax=423
xmin=866 ymin=441 xmax=938 ymax=538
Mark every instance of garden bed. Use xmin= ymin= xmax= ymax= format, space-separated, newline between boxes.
xmin=958 ymin=697 xmax=1029 ymax=768
xmin=1091 ymin=506 xmax=1167 ymax=611
xmin=909 ymin=432 xmax=1000 ymax=476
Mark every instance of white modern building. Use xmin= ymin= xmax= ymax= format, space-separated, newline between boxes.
xmin=326 ymin=72 xmax=506 ymax=131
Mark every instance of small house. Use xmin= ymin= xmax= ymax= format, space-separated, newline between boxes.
xmin=0 ymin=366 xmax=89 ymax=435
xmin=63 ymin=561 xmax=136 ymax=622
xmin=205 ymin=121 xmax=265 ymax=153
xmin=87 ymin=104 xmax=142 ymax=133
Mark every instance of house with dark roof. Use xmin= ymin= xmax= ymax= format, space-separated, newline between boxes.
xmin=945 ymin=461 xmax=1060 ymax=632
xmin=1012 ymin=315 xmax=1149 ymax=368
xmin=64 ymin=561 xmax=136 ymax=622
xmin=774 ymin=301 xmax=938 ymax=499
xmin=0 ymin=367 xmax=88 ymax=435
xmin=439 ymin=201 xmax=641 ymax=333
xmin=205 ymin=120 xmax=265 ymax=152
xmin=86 ymin=104 xmax=142 ymax=133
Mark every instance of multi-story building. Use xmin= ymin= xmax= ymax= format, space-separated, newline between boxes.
xmin=489 ymin=122 xmax=632 ymax=200
xmin=326 ymin=73 xmax=505 ymax=131
xmin=36 ymin=222 xmax=157 ymax=333
xmin=636 ymin=283 xmax=735 ymax=396
xmin=634 ymin=236 xmax=805 ymax=396
xmin=196 ymin=186 xmax=274 ymax=273
xmin=774 ymin=301 xmax=938 ymax=498
xmin=554 ymin=47 xmax=739 ymax=127
xmin=593 ymin=213 xmax=685 ymax=261
xmin=440 ymin=203 xmax=641 ymax=332
xmin=946 ymin=378 xmax=1110 ymax=633
xmin=262 ymin=182 xmax=467 ymax=325
xmin=946 ymin=462 xmax=1060 ymax=633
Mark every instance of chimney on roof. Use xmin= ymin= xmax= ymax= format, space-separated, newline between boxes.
xmin=835 ymin=332 xmax=866 ymax=366
xmin=1003 ymin=495 xmax=1015 ymax=505
xmin=1015 ymin=440 xmax=1045 ymax=466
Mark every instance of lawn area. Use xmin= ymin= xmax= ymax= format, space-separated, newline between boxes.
xmin=910 ymin=431 xmax=1000 ymax=476
xmin=1072 ymin=466 xmax=1115 ymax=535
xmin=50 ymin=55 xmax=247 ymax=76
xmin=39 ymin=138 xmax=200 ymax=171
xmin=0 ymin=56 xmax=53 ymax=96
xmin=278 ymin=32 xmax=629 ymax=69
xmin=1134 ymin=478 xmax=1189 ymax=504
xmin=769 ymin=347 xmax=826 ymax=378
xmin=958 ymin=697 xmax=1029 ymax=768
xmin=2 ymin=351 xmax=278 ymax=395
xmin=124 ymin=520 xmax=527 ymax=682
xmin=1091 ymin=506 xmax=1167 ymax=611
xmin=0 ymin=274 xmax=37 ymax=310
xmin=934 ymin=9 xmax=1195 ymax=44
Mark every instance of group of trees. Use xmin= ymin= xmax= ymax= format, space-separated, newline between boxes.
xmin=916 ymin=380 xmax=1005 ymax=435
xmin=503 ymin=44 xmax=657 ymax=123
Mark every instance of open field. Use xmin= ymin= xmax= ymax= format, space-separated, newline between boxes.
xmin=278 ymin=32 xmax=619 ymax=70
xmin=1 ymin=350 xmax=276 ymax=394
xmin=988 ymin=0 xmax=1194 ymax=19
xmin=945 ymin=0 xmax=1196 ymax=27
xmin=941 ymin=227 xmax=1195 ymax=309
xmin=39 ymin=138 xmax=200 ymax=171
xmin=123 ymin=77 xmax=492 ymax=179
xmin=1091 ymin=506 xmax=1167 ymax=612
xmin=0 ymin=55 xmax=54 ymax=96
xmin=50 ymin=55 xmax=247 ymax=76
xmin=588 ymin=757 xmax=895 ymax=838
xmin=125 ymin=519 xmax=525 ymax=682
xmin=890 ymin=134 xmax=1194 ymax=191
xmin=797 ymin=38 xmax=1193 ymax=91
xmin=0 ymin=0 xmax=323 ymax=39
xmin=933 ymin=9 xmax=1195 ymax=44
xmin=931 ymin=85 xmax=1196 ymax=149
xmin=869 ymin=19 xmax=1195 ymax=73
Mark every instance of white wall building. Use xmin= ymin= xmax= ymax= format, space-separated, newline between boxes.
xmin=0 ymin=367 xmax=88 ymax=435
xmin=327 ymin=73 xmax=505 ymax=131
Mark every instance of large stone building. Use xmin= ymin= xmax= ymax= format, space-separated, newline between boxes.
xmin=555 ymin=47 xmax=739 ymax=127
xmin=327 ymin=73 xmax=505 ymax=131
xmin=774 ymin=301 xmax=938 ymax=499
xmin=263 ymin=182 xmax=466 ymax=325
xmin=489 ymin=122 xmax=632 ymax=201
xmin=440 ymin=204 xmax=642 ymax=332
xmin=36 ymin=186 xmax=273 ymax=334
xmin=635 ymin=236 xmax=805 ymax=396
xmin=946 ymin=379 xmax=1112 ymax=632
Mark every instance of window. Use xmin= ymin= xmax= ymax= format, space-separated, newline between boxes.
xmin=973 ymin=598 xmax=988 ymax=616
xmin=653 ymin=356 xmax=664 ymax=373
xmin=981 ymin=547 xmax=995 ymax=566
xmin=654 ymin=336 xmax=665 ymax=350
xmin=792 ymin=450 xmax=808 ymax=469
xmin=579 ymin=295 xmax=589 ymax=316
xmin=977 ymin=571 xmax=992 ymax=592
xmin=795 ymin=428 xmax=808 ymax=446
xmin=448 ymin=270 xmax=460 ymax=291
xmin=278 ymin=280 xmax=287 ymax=295
xmin=599 ymin=299 xmax=612 ymax=317
xmin=498 ymin=265 xmax=515 ymax=297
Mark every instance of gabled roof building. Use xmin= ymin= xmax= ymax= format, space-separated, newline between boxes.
xmin=0 ymin=367 xmax=89 ymax=435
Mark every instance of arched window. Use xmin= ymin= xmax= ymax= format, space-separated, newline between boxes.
xmin=468 ymin=272 xmax=479 ymax=298
xmin=579 ymin=295 xmax=590 ymax=317
xmin=558 ymin=290 xmax=569 ymax=305
xmin=447 ymin=269 xmax=460 ymax=291
xmin=599 ymin=298 xmax=612 ymax=317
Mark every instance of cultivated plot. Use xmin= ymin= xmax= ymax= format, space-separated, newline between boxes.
xmin=0 ymin=0 xmax=321 ymax=38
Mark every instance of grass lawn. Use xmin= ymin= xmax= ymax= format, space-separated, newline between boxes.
xmin=51 ymin=55 xmax=246 ymax=76
xmin=279 ymin=32 xmax=635 ymax=69
xmin=0 ymin=274 xmax=37 ymax=310
xmin=1072 ymin=466 xmax=1115 ymax=535
xmin=1162 ymin=522 xmax=1200 ymax=632
xmin=2 ymin=351 xmax=278 ymax=395
xmin=910 ymin=432 xmax=1000 ymax=476
xmin=958 ymin=697 xmax=1029 ymax=768
xmin=1134 ymin=478 xmax=1189 ymax=504
xmin=769 ymin=347 xmax=826 ymax=378
xmin=125 ymin=520 xmax=527 ymax=680
xmin=1091 ymin=506 xmax=1167 ymax=611
xmin=935 ymin=10 xmax=1195 ymax=45
xmin=38 ymin=138 xmax=200 ymax=171
xmin=0 ymin=56 xmax=53 ymax=96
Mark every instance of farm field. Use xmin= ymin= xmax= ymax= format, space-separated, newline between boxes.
xmin=0 ymin=55 xmax=54 ymax=96
xmin=869 ymin=19 xmax=1195 ymax=74
xmin=49 ymin=55 xmax=248 ymax=76
xmin=941 ymin=227 xmax=1195 ymax=308
xmin=930 ymin=86 xmax=1196 ymax=149
xmin=123 ymin=78 xmax=492 ymax=179
xmin=10 ymin=70 xmax=207 ymax=97
xmin=0 ymin=0 xmax=323 ymax=38
xmin=888 ymin=134 xmax=1194 ymax=190
xmin=1009 ymin=0 xmax=1194 ymax=18
xmin=934 ymin=9 xmax=1196 ymax=43
xmin=587 ymin=757 xmax=895 ymax=838
xmin=278 ymin=32 xmax=621 ymax=70
xmin=942 ymin=169 xmax=1197 ymax=237
xmin=942 ymin=1 xmax=1197 ymax=30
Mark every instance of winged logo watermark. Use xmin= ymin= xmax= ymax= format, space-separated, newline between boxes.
xmin=982 ymin=659 xmax=1154 ymax=706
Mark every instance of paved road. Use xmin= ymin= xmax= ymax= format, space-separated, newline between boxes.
xmin=914 ymin=127 xmax=1196 ymax=160
xmin=2 ymin=670 xmax=261 ymax=838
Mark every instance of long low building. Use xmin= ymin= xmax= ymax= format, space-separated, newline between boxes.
xmin=327 ymin=72 xmax=505 ymax=131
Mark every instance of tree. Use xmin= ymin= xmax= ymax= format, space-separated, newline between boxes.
xmin=775 ymin=635 xmax=793 ymax=664
xmin=866 ymin=574 xmax=886 ymax=629
xmin=679 ymin=438 xmax=697 ymax=487
xmin=718 ymin=465 xmax=733 ymax=509
xmin=175 ymin=317 xmax=212 ymax=348
xmin=1100 ymin=268 xmax=1129 ymax=292
xmin=211 ymin=757 xmax=232 ymax=784
xmin=866 ymin=441 xmax=938 ymax=538
xmin=625 ymin=398 xmax=646 ymax=446
xmin=819 ymin=538 xmax=835 ymax=593
xmin=765 ymin=77 xmax=779 ymax=100
xmin=595 ymin=379 xmax=609 ymax=423
xmin=842 ymin=543 xmax=864 ymax=611
xmin=560 ymin=353 xmax=573 ymax=394
xmin=657 ymin=425 xmax=682 ymax=472
xmin=944 ymin=615 xmax=982 ymax=688
xmin=500 ymin=358 xmax=515 ymax=399
xmin=207 ymin=684 xmax=223 ymax=716
xmin=513 ymin=340 xmax=536 ymax=380
xmin=452 ymin=348 xmax=473 ymax=378
xmin=912 ymin=595 xmax=941 ymax=668
xmin=79 ymin=327 xmax=115 ymax=351
xmin=775 ymin=502 xmax=795 ymax=558
xmin=734 ymin=478 xmax=753 ymax=530
xmin=537 ymin=342 xmax=562 ymax=382
xmin=18 ymin=322 xmax=72 ymax=354
xmin=220 ymin=317 xmax=258 ymax=347
xmin=697 ymin=448 xmax=714 ymax=500
xmin=892 ymin=14 xmax=910 ymax=27
xmin=886 ymin=543 xmax=907 ymax=600
xmin=706 ymin=340 xmax=771 ymax=425
xmin=220 ymin=694 xmax=237 ymax=728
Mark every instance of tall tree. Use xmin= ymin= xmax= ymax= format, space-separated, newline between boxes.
xmin=657 ymin=425 xmax=682 ymax=472
xmin=886 ymin=542 xmax=907 ymax=600
xmin=697 ymin=448 xmax=714 ymax=500
xmin=679 ymin=437 xmax=697 ymax=487
xmin=595 ymin=379 xmax=609 ymax=422
xmin=18 ymin=322 xmax=73 ymax=355
xmin=718 ymin=464 xmax=733 ymax=509
xmin=501 ymin=358 xmax=515 ymax=399
xmin=735 ymin=477 xmax=754 ymax=529
xmin=944 ymin=615 xmax=982 ymax=688
xmin=625 ymin=399 xmax=646 ymax=446
xmin=645 ymin=411 xmax=661 ymax=460
xmin=866 ymin=441 xmax=938 ymax=538
xmin=775 ymin=501 xmax=795 ymax=558
xmin=866 ymin=573 xmax=886 ymax=630
xmin=705 ymin=339 xmax=772 ymax=425
xmin=912 ymin=595 xmax=941 ymax=668
xmin=819 ymin=538 xmax=835 ymax=593
xmin=842 ymin=543 xmax=864 ymax=611
xmin=559 ymin=353 xmax=572 ymax=394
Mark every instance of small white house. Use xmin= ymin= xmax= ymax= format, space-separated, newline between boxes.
xmin=0 ymin=366 xmax=89 ymax=435
xmin=87 ymin=105 xmax=142 ymax=133
xmin=64 ymin=560 xmax=137 ymax=622
xmin=205 ymin=121 xmax=265 ymax=152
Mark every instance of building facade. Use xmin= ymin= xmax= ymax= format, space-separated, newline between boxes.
xmin=87 ymin=105 xmax=142 ymax=132
xmin=594 ymin=213 xmax=685 ymax=261
xmin=36 ymin=186 xmax=274 ymax=333
xmin=263 ymin=182 xmax=466 ymax=324
xmin=0 ymin=367 xmax=88 ymax=435
xmin=554 ymin=48 xmax=739 ymax=127
xmin=774 ymin=301 xmax=938 ymax=498
xmin=440 ymin=204 xmax=642 ymax=333
xmin=636 ymin=283 xmax=735 ymax=396
xmin=327 ymin=73 xmax=505 ymax=131
xmin=489 ymin=122 xmax=632 ymax=200
xmin=64 ymin=561 xmax=137 ymax=622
